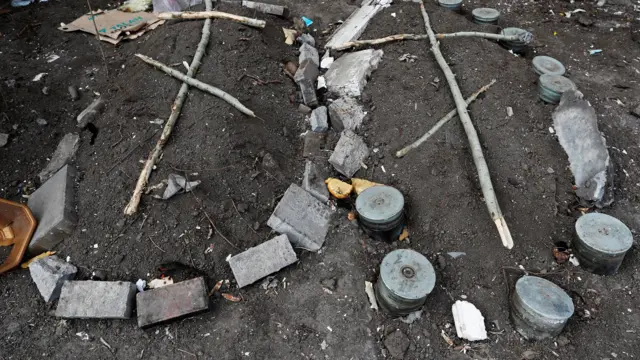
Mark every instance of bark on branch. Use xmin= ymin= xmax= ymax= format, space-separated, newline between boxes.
xmin=156 ymin=10 xmax=266 ymax=28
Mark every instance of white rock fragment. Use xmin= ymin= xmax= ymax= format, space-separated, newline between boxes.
xmin=452 ymin=300 xmax=487 ymax=341
xmin=364 ymin=281 xmax=379 ymax=311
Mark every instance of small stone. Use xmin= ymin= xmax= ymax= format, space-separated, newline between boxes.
xmin=310 ymin=106 xmax=329 ymax=132
xmin=384 ymin=330 xmax=410 ymax=359
xmin=297 ymin=33 xmax=316 ymax=47
xmin=228 ymin=235 xmax=298 ymax=287
xmin=577 ymin=16 xmax=594 ymax=27
xmin=631 ymin=104 xmax=640 ymax=118
xmin=547 ymin=167 xmax=555 ymax=174
xmin=522 ymin=350 xmax=539 ymax=359
xmin=508 ymin=177 xmax=520 ymax=186
xmin=436 ymin=254 xmax=447 ymax=269
xmin=29 ymin=255 xmax=77 ymax=302
xmin=42 ymin=86 xmax=49 ymax=95
xmin=56 ymin=281 xmax=136 ymax=319
xmin=262 ymin=153 xmax=279 ymax=170
xmin=320 ymin=278 xmax=337 ymax=291
xmin=298 ymin=104 xmax=312 ymax=114
xmin=252 ymin=221 xmax=260 ymax=231
xmin=328 ymin=130 xmax=369 ymax=177
xmin=556 ymin=335 xmax=570 ymax=347
xmin=0 ymin=133 xmax=8 ymax=147
xmin=136 ymin=277 xmax=209 ymax=328
xmin=68 ymin=86 xmax=80 ymax=101
xmin=237 ymin=203 xmax=248 ymax=213
xmin=76 ymin=97 xmax=105 ymax=128
xmin=36 ymin=118 xmax=48 ymax=126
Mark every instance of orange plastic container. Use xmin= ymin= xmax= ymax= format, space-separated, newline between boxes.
xmin=0 ymin=198 xmax=37 ymax=274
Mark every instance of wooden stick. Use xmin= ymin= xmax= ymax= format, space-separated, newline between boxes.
xmin=419 ymin=1 xmax=514 ymax=249
xmin=436 ymin=31 xmax=532 ymax=43
xmin=135 ymin=54 xmax=256 ymax=118
xmin=156 ymin=10 xmax=266 ymax=28
xmin=395 ymin=79 xmax=496 ymax=158
xmin=330 ymin=34 xmax=428 ymax=51
xmin=124 ymin=0 xmax=213 ymax=216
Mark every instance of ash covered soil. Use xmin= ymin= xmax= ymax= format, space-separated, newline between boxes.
xmin=1 ymin=0 xmax=640 ymax=359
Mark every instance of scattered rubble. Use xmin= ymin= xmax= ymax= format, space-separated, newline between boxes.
xmin=228 ymin=234 xmax=298 ymax=288
xmin=267 ymin=184 xmax=332 ymax=251
xmin=302 ymin=161 xmax=330 ymax=203
xmin=328 ymin=97 xmax=366 ymax=131
xmin=29 ymin=255 xmax=77 ymax=302
xmin=452 ymin=300 xmax=488 ymax=341
xmin=325 ymin=49 xmax=383 ymax=97
xmin=27 ymin=165 xmax=78 ymax=254
xmin=136 ymin=277 xmax=209 ymax=328
xmin=552 ymin=90 xmax=612 ymax=207
xmin=310 ymin=106 xmax=329 ymax=132
xmin=38 ymin=133 xmax=80 ymax=183
xmin=56 ymin=281 xmax=137 ymax=319
xmin=328 ymin=130 xmax=369 ymax=177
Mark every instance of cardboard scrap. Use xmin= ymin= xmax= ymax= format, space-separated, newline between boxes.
xmin=59 ymin=10 xmax=164 ymax=45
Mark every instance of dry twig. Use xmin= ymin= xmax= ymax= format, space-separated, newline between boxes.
xmin=395 ymin=80 xmax=496 ymax=158
xmin=86 ymin=0 xmax=109 ymax=76
xmin=190 ymin=192 xmax=240 ymax=250
xmin=419 ymin=1 xmax=513 ymax=249
xmin=156 ymin=10 xmax=265 ymax=28
xmin=124 ymin=0 xmax=213 ymax=215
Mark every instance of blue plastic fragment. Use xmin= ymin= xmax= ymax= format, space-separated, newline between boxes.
xmin=589 ymin=49 xmax=602 ymax=55
xmin=302 ymin=16 xmax=313 ymax=26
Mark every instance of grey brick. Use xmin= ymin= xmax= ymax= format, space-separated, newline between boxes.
xmin=29 ymin=255 xmax=77 ymax=302
xmin=38 ymin=133 xmax=80 ymax=183
xmin=325 ymin=49 xmax=383 ymax=97
xmin=310 ymin=106 xmax=329 ymax=132
xmin=302 ymin=160 xmax=330 ymax=203
xmin=299 ymin=80 xmax=318 ymax=107
xmin=299 ymin=43 xmax=319 ymax=67
xmin=303 ymin=131 xmax=326 ymax=158
xmin=229 ymin=235 xmax=298 ymax=288
xmin=267 ymin=184 xmax=332 ymax=251
xmin=56 ymin=281 xmax=136 ymax=319
xmin=329 ymin=130 xmax=369 ymax=177
xmin=136 ymin=278 xmax=209 ymax=328
xmin=27 ymin=165 xmax=77 ymax=254
xmin=328 ymin=97 xmax=366 ymax=131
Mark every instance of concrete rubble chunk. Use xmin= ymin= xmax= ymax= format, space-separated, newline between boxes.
xmin=242 ymin=0 xmax=287 ymax=16
xmin=136 ymin=277 xmax=209 ymax=328
xmin=294 ymin=60 xmax=320 ymax=85
xmin=384 ymin=329 xmax=410 ymax=359
xmin=325 ymin=49 xmax=383 ymax=97
xmin=38 ymin=133 xmax=80 ymax=183
xmin=297 ymin=33 xmax=316 ymax=47
xmin=329 ymin=130 xmax=369 ymax=177
xmin=29 ymin=255 xmax=77 ymax=302
xmin=56 ymin=281 xmax=136 ymax=319
xmin=299 ymin=43 xmax=320 ymax=67
xmin=76 ymin=97 xmax=105 ymax=128
xmin=303 ymin=131 xmax=327 ymax=158
xmin=452 ymin=300 xmax=488 ymax=341
xmin=28 ymin=165 xmax=78 ymax=254
xmin=267 ymin=184 xmax=332 ymax=251
xmin=0 ymin=133 xmax=8 ymax=147
xmin=229 ymin=234 xmax=298 ymax=288
xmin=310 ymin=106 xmax=329 ymax=132
xmin=328 ymin=97 xmax=366 ymax=131
xmin=552 ymin=90 xmax=612 ymax=207
xmin=303 ymin=160 xmax=330 ymax=203
xmin=299 ymin=81 xmax=318 ymax=107
xmin=325 ymin=2 xmax=389 ymax=49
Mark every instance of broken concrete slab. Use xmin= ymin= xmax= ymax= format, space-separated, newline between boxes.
xmin=299 ymin=43 xmax=319 ymax=67
xmin=303 ymin=160 xmax=330 ymax=203
xmin=294 ymin=60 xmax=320 ymax=85
xmin=303 ymin=131 xmax=327 ymax=158
xmin=325 ymin=49 xmax=383 ymax=98
xmin=38 ymin=133 xmax=80 ymax=183
xmin=267 ymin=184 xmax=332 ymax=251
xmin=328 ymin=97 xmax=366 ymax=131
xmin=325 ymin=1 xmax=389 ymax=49
xmin=29 ymin=255 xmax=77 ymax=302
xmin=56 ymin=281 xmax=136 ymax=319
xmin=384 ymin=329 xmax=410 ymax=359
xmin=77 ymin=97 xmax=105 ymax=128
xmin=229 ymin=234 xmax=298 ymax=288
xmin=552 ymin=90 xmax=612 ymax=207
xmin=136 ymin=277 xmax=209 ymax=328
xmin=452 ymin=300 xmax=488 ymax=341
xmin=329 ymin=130 xmax=369 ymax=177
xmin=310 ymin=106 xmax=329 ymax=132
xmin=27 ymin=165 xmax=78 ymax=254
xmin=242 ymin=0 xmax=288 ymax=16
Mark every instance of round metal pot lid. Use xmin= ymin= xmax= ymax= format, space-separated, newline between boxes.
xmin=472 ymin=8 xmax=500 ymax=21
xmin=439 ymin=0 xmax=462 ymax=5
xmin=379 ymin=249 xmax=436 ymax=300
xmin=515 ymin=276 xmax=574 ymax=321
xmin=356 ymin=185 xmax=404 ymax=224
xmin=532 ymin=56 xmax=566 ymax=76
xmin=575 ymin=213 xmax=633 ymax=254
xmin=539 ymin=74 xmax=576 ymax=93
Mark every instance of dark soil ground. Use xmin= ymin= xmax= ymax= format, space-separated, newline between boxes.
xmin=1 ymin=0 xmax=639 ymax=359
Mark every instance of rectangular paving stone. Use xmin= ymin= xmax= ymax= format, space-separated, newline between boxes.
xmin=55 ymin=281 xmax=136 ymax=319
xmin=329 ymin=130 xmax=370 ymax=177
xmin=27 ymin=165 xmax=77 ymax=254
xmin=229 ymin=235 xmax=298 ymax=288
xmin=267 ymin=184 xmax=332 ymax=251
xmin=136 ymin=277 xmax=209 ymax=328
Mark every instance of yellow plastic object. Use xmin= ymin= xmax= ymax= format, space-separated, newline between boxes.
xmin=0 ymin=199 xmax=37 ymax=275
xmin=325 ymin=178 xmax=353 ymax=199
xmin=351 ymin=178 xmax=380 ymax=195
xmin=21 ymin=251 xmax=56 ymax=269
